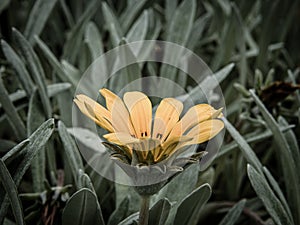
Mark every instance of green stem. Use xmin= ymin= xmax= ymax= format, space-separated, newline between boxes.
xmin=138 ymin=195 xmax=150 ymax=225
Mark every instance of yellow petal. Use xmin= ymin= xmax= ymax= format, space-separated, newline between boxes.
xmin=100 ymin=88 xmax=136 ymax=136
xmin=156 ymin=136 xmax=192 ymax=161
xmin=74 ymin=95 xmax=113 ymax=132
xmin=185 ymin=119 xmax=224 ymax=145
xmin=168 ymin=104 xmax=223 ymax=138
xmin=99 ymin=88 xmax=118 ymax=111
xmin=152 ymin=98 xmax=183 ymax=141
xmin=103 ymin=132 xmax=138 ymax=146
xmin=123 ymin=91 xmax=152 ymax=139
xmin=76 ymin=94 xmax=111 ymax=120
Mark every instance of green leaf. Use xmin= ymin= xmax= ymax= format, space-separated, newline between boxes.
xmin=165 ymin=0 xmax=177 ymax=23
xmin=174 ymin=183 xmax=211 ymax=225
xmin=160 ymin=0 xmax=196 ymax=95
xmin=247 ymin=164 xmax=293 ymax=225
xmin=1 ymin=40 xmax=34 ymax=96
xmin=58 ymin=121 xmax=84 ymax=187
xmin=118 ymin=212 xmax=139 ymax=225
xmin=84 ymin=22 xmax=104 ymax=60
xmin=149 ymin=198 xmax=171 ymax=225
xmin=62 ymin=188 xmax=105 ymax=225
xmin=118 ymin=198 xmax=171 ymax=225
xmin=12 ymin=28 xmax=52 ymax=118
xmin=249 ymin=89 xmax=300 ymax=224
xmin=62 ymin=0 xmax=100 ymax=63
xmin=126 ymin=10 xmax=148 ymax=44
xmin=102 ymin=2 xmax=123 ymax=47
xmin=278 ymin=117 xmax=300 ymax=172
xmin=47 ymin=83 xmax=72 ymax=96
xmin=107 ymin=196 xmax=130 ymax=225
xmin=120 ymin=0 xmax=148 ymax=32
xmin=0 ymin=119 xmax=54 ymax=224
xmin=211 ymin=4 xmax=239 ymax=70
xmin=2 ymin=140 xmax=29 ymax=164
xmin=0 ymin=159 xmax=25 ymax=225
xmin=0 ymin=140 xmax=16 ymax=154
xmin=27 ymin=89 xmax=46 ymax=192
xmin=67 ymin=127 xmax=103 ymax=153
xmin=178 ymin=63 xmax=235 ymax=105
xmin=187 ymin=13 xmax=211 ymax=50
xmin=35 ymin=36 xmax=77 ymax=87
xmin=263 ymin=167 xmax=293 ymax=221
xmin=154 ymin=164 xmax=199 ymax=225
xmin=165 ymin=0 xmax=195 ymax=45
xmin=77 ymin=170 xmax=96 ymax=193
xmin=24 ymin=0 xmax=58 ymax=44
xmin=0 ymin=0 xmax=10 ymax=14
xmin=223 ymin=118 xmax=262 ymax=172
xmin=0 ymin=75 xmax=26 ymax=140
xmin=218 ymin=199 xmax=246 ymax=225
xmin=217 ymin=125 xmax=293 ymax=159
xmin=115 ymin=183 xmax=140 ymax=214
xmin=109 ymin=39 xmax=142 ymax=91
xmin=0 ymin=83 xmax=71 ymax=111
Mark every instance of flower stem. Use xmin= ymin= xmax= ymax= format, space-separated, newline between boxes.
xmin=138 ymin=195 xmax=150 ymax=225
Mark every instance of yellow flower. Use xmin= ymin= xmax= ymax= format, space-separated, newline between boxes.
xmin=74 ymin=88 xmax=224 ymax=166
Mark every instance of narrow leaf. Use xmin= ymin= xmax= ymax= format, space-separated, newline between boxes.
xmin=62 ymin=0 xmax=100 ymax=63
xmin=12 ymin=28 xmax=51 ymax=117
xmin=1 ymin=40 xmax=34 ymax=96
xmin=24 ymin=0 xmax=58 ymax=43
xmin=174 ymin=183 xmax=211 ymax=225
xmin=102 ymin=2 xmax=123 ymax=47
xmin=223 ymin=118 xmax=262 ymax=172
xmin=27 ymin=89 xmax=46 ymax=192
xmin=62 ymin=188 xmax=105 ymax=225
xmin=218 ymin=199 xmax=246 ymax=225
xmin=0 ymin=119 xmax=54 ymax=224
xmin=35 ymin=36 xmax=77 ymax=87
xmin=107 ymin=196 xmax=130 ymax=225
xmin=120 ymin=0 xmax=147 ymax=32
xmin=58 ymin=121 xmax=84 ymax=187
xmin=250 ymin=89 xmax=300 ymax=223
xmin=149 ymin=198 xmax=171 ymax=225
xmin=0 ymin=159 xmax=25 ymax=225
xmin=247 ymin=164 xmax=293 ymax=225
xmin=0 ymin=75 xmax=26 ymax=140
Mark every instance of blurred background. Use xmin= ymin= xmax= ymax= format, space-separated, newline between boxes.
xmin=0 ymin=0 xmax=300 ymax=225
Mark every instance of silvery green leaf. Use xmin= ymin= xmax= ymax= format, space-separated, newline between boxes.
xmin=0 ymin=159 xmax=25 ymax=225
xmin=0 ymin=119 xmax=54 ymax=224
xmin=58 ymin=121 xmax=84 ymax=187
xmin=0 ymin=75 xmax=26 ymax=140
xmin=218 ymin=199 xmax=246 ymax=225
xmin=174 ymin=183 xmax=211 ymax=225
xmin=24 ymin=0 xmax=58 ymax=43
xmin=62 ymin=188 xmax=105 ymax=225
xmin=1 ymin=40 xmax=34 ymax=96
xmin=250 ymin=89 xmax=300 ymax=224
xmin=247 ymin=164 xmax=294 ymax=225
xmin=27 ymin=89 xmax=46 ymax=192
xmin=12 ymin=28 xmax=51 ymax=118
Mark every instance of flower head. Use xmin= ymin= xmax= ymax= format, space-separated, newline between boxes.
xmin=74 ymin=89 xmax=224 ymax=189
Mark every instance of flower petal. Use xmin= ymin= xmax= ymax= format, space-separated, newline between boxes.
xmin=168 ymin=104 xmax=223 ymax=138
xmin=103 ymin=132 xmax=138 ymax=145
xmin=152 ymin=98 xmax=183 ymax=141
xmin=74 ymin=95 xmax=113 ymax=132
xmin=156 ymin=136 xmax=192 ymax=161
xmin=100 ymin=88 xmax=136 ymax=136
xmin=123 ymin=91 xmax=152 ymax=139
xmin=185 ymin=119 xmax=224 ymax=145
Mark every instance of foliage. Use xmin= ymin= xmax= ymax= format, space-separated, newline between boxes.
xmin=0 ymin=0 xmax=299 ymax=224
